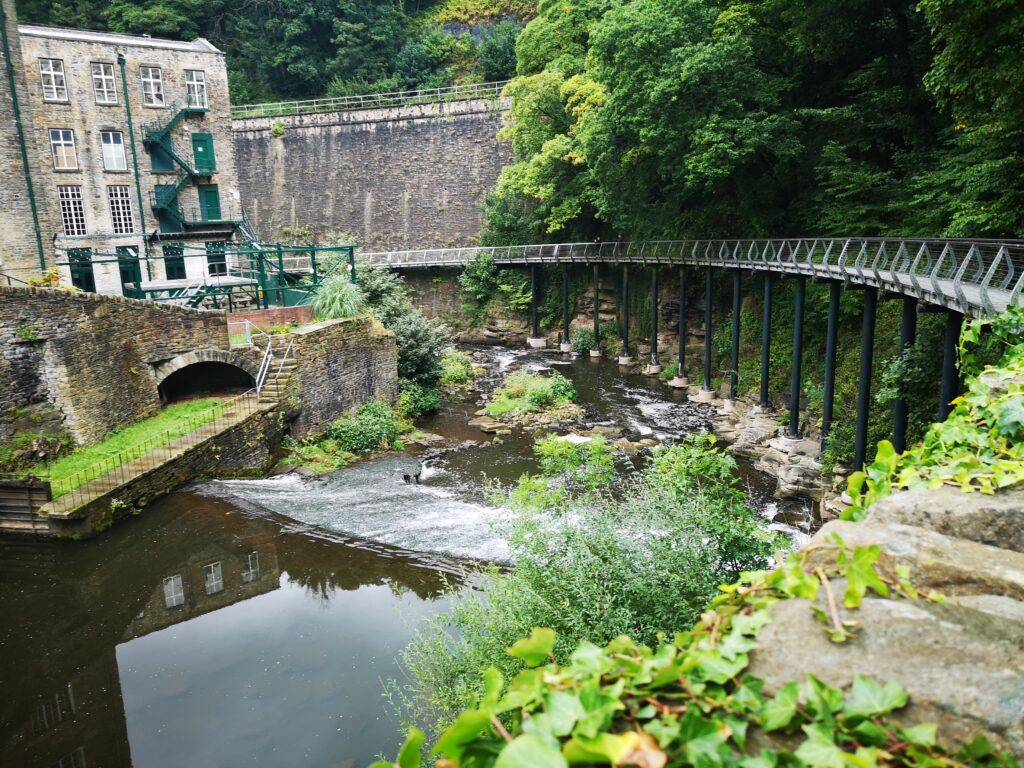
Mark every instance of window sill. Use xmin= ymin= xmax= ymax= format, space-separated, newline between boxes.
xmin=142 ymin=104 xmax=168 ymax=109
xmin=95 ymin=101 xmax=120 ymax=107
xmin=52 ymin=168 xmax=81 ymax=173
xmin=103 ymin=169 xmax=131 ymax=174
xmin=42 ymin=99 xmax=70 ymax=105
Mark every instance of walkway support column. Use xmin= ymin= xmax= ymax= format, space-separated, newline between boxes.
xmin=853 ymin=286 xmax=879 ymax=470
xmin=939 ymin=310 xmax=961 ymax=421
xmin=645 ymin=269 xmax=662 ymax=374
xmin=591 ymin=265 xmax=601 ymax=358
xmin=669 ymin=268 xmax=688 ymax=388
xmin=724 ymin=269 xmax=741 ymax=411
xmin=619 ymin=265 xmax=633 ymax=365
xmin=697 ymin=269 xmax=715 ymax=401
xmin=527 ymin=263 xmax=546 ymax=348
xmin=560 ymin=264 xmax=571 ymax=352
xmin=758 ymin=273 xmax=772 ymax=410
xmin=787 ymin=275 xmax=806 ymax=437
xmin=892 ymin=297 xmax=917 ymax=452
xmin=820 ymin=281 xmax=842 ymax=452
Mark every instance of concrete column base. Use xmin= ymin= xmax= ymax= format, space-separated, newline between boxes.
xmin=617 ymin=356 xmax=635 ymax=366
xmin=718 ymin=399 xmax=736 ymax=415
xmin=559 ymin=342 xmax=572 ymax=353
xmin=643 ymin=364 xmax=663 ymax=376
xmin=667 ymin=376 xmax=689 ymax=389
xmin=749 ymin=404 xmax=771 ymax=415
xmin=589 ymin=349 xmax=602 ymax=358
xmin=527 ymin=337 xmax=548 ymax=349
xmin=694 ymin=388 xmax=716 ymax=402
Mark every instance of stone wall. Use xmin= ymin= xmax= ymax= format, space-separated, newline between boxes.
xmin=228 ymin=305 xmax=313 ymax=330
xmin=0 ymin=285 xmax=228 ymax=444
xmin=232 ymin=98 xmax=512 ymax=249
xmin=286 ymin=316 xmax=398 ymax=438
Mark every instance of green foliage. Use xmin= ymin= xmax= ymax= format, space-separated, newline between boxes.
xmin=569 ymin=325 xmax=594 ymax=353
xmin=0 ymin=431 xmax=71 ymax=473
xmin=397 ymin=379 xmax=440 ymax=419
xmin=325 ymin=399 xmax=401 ymax=453
xmin=440 ymin=350 xmax=478 ymax=387
xmin=844 ymin=308 xmax=1024 ymax=520
xmin=659 ymin=362 xmax=679 ymax=381
xmin=478 ymin=20 xmax=522 ymax=81
xmin=280 ymin=434 xmax=354 ymax=474
xmin=311 ymin=275 xmax=363 ymax=321
xmin=459 ymin=251 xmax=500 ymax=304
xmin=399 ymin=435 xmax=777 ymax=724
xmin=390 ymin=528 xmax=1014 ymax=768
xmin=485 ymin=371 xmax=575 ymax=417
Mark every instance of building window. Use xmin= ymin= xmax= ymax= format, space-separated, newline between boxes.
xmin=140 ymin=66 xmax=164 ymax=107
xmin=49 ymin=129 xmax=77 ymax=170
xmin=164 ymin=244 xmax=186 ymax=280
xmin=206 ymin=241 xmax=227 ymax=276
xmin=185 ymin=70 xmax=207 ymax=108
xmin=57 ymin=186 xmax=86 ymax=236
xmin=204 ymin=562 xmax=223 ymax=595
xmin=91 ymin=62 xmax=117 ymax=104
xmin=39 ymin=58 xmax=67 ymax=101
xmin=241 ymin=552 xmax=260 ymax=583
xmin=163 ymin=575 xmax=185 ymax=608
xmin=52 ymin=746 xmax=87 ymax=768
xmin=67 ymin=248 xmax=95 ymax=292
xmin=107 ymin=186 xmax=134 ymax=234
xmin=100 ymin=131 xmax=127 ymax=171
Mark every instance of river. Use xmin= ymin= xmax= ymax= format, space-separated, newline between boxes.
xmin=0 ymin=346 xmax=812 ymax=768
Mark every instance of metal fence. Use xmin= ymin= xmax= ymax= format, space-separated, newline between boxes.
xmin=231 ymin=79 xmax=511 ymax=119
xmin=363 ymin=238 xmax=1024 ymax=317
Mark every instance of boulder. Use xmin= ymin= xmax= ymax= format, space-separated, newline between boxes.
xmin=748 ymin=593 xmax=1024 ymax=755
xmin=868 ymin=486 xmax=1024 ymax=554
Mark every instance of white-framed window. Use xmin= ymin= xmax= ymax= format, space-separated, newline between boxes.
xmin=53 ymin=747 xmax=87 ymax=768
xmin=185 ymin=70 xmax=207 ymax=108
xmin=140 ymin=66 xmax=164 ymax=107
xmin=57 ymin=186 xmax=87 ymax=236
xmin=162 ymin=574 xmax=185 ymax=608
xmin=100 ymin=130 xmax=127 ymax=171
xmin=39 ymin=58 xmax=67 ymax=101
xmin=91 ymin=62 xmax=117 ymax=104
xmin=107 ymin=186 xmax=134 ymax=234
xmin=49 ymin=129 xmax=77 ymax=170
xmin=203 ymin=562 xmax=223 ymax=595
xmin=241 ymin=551 xmax=260 ymax=583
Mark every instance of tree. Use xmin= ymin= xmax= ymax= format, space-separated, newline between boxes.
xmin=478 ymin=20 xmax=521 ymax=81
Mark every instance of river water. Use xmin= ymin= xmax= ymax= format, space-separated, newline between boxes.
xmin=0 ymin=346 xmax=812 ymax=768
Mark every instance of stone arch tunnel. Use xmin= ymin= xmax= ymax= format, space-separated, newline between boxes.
xmin=154 ymin=349 xmax=258 ymax=403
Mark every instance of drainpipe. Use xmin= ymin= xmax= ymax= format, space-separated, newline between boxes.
xmin=118 ymin=54 xmax=150 ymax=276
xmin=0 ymin=1 xmax=46 ymax=271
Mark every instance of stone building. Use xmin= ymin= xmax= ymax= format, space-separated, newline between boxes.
xmin=0 ymin=9 xmax=243 ymax=294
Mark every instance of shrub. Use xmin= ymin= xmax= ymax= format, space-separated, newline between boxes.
xmin=478 ymin=20 xmax=521 ymax=81
xmin=485 ymin=371 xmax=575 ymax=417
xmin=659 ymin=362 xmax=679 ymax=380
xmin=399 ymin=434 xmax=778 ymax=724
xmin=570 ymin=325 xmax=595 ymax=353
xmin=397 ymin=379 xmax=440 ymax=418
xmin=325 ymin=399 xmax=400 ymax=453
xmin=459 ymin=251 xmax=499 ymax=304
xmin=440 ymin=350 xmax=476 ymax=386
xmin=311 ymin=275 xmax=363 ymax=320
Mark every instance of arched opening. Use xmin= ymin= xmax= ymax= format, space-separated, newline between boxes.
xmin=158 ymin=361 xmax=255 ymax=403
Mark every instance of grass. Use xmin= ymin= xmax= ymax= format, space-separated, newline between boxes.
xmin=485 ymin=370 xmax=575 ymax=418
xmin=30 ymin=397 xmax=225 ymax=496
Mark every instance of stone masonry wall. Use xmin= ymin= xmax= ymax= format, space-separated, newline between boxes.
xmin=286 ymin=316 xmax=398 ymax=439
xmin=232 ymin=99 xmax=512 ymax=250
xmin=0 ymin=285 xmax=228 ymax=444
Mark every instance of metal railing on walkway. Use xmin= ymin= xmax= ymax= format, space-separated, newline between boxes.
xmin=363 ymin=238 xmax=1024 ymax=317
xmin=231 ymin=80 xmax=511 ymax=119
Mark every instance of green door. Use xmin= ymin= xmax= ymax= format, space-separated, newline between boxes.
xmin=155 ymin=184 xmax=182 ymax=233
xmin=164 ymin=244 xmax=186 ymax=280
xmin=68 ymin=248 xmax=96 ymax=292
xmin=150 ymin=141 xmax=174 ymax=172
xmin=117 ymin=246 xmax=143 ymax=295
xmin=198 ymin=184 xmax=221 ymax=221
xmin=206 ymin=241 xmax=227 ymax=277
xmin=191 ymin=133 xmax=216 ymax=173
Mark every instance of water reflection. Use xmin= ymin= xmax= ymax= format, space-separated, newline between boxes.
xmin=0 ymin=493 xmax=456 ymax=768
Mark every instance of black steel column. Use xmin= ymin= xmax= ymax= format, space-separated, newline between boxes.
xmin=892 ymin=297 xmax=917 ymax=452
xmin=529 ymin=263 xmax=540 ymax=339
xmin=730 ymin=270 xmax=741 ymax=401
xmin=853 ymin=286 xmax=879 ymax=470
xmin=650 ymin=269 xmax=659 ymax=366
xmin=703 ymin=270 xmax=713 ymax=391
xmin=562 ymin=264 xmax=570 ymax=348
xmin=621 ymin=265 xmax=630 ymax=359
xmin=939 ymin=310 xmax=961 ymax=421
xmin=759 ymin=274 xmax=772 ymax=408
xmin=592 ymin=265 xmax=600 ymax=353
xmin=820 ymin=281 xmax=842 ymax=451
xmin=677 ymin=268 xmax=687 ymax=378
xmin=788 ymin=275 xmax=806 ymax=437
